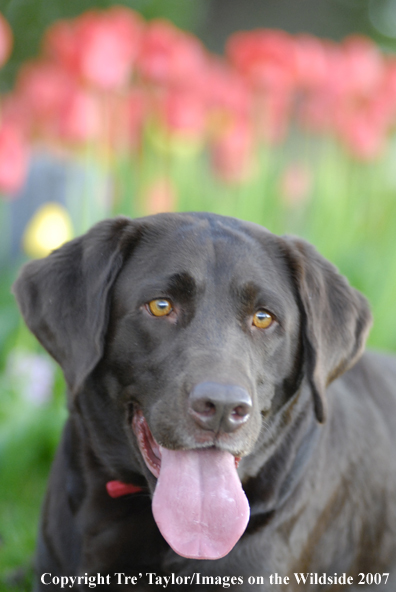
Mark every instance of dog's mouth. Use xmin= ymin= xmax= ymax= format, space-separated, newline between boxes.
xmin=132 ymin=410 xmax=250 ymax=561
xmin=132 ymin=411 xmax=162 ymax=479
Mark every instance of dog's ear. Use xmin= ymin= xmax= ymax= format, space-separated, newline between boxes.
xmin=279 ymin=236 xmax=372 ymax=423
xmin=12 ymin=217 xmax=140 ymax=395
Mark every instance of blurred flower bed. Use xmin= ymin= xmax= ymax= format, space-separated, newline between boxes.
xmin=1 ymin=7 xmax=396 ymax=586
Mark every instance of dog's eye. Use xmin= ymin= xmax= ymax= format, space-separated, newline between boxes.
xmin=252 ymin=310 xmax=274 ymax=329
xmin=147 ymin=298 xmax=173 ymax=317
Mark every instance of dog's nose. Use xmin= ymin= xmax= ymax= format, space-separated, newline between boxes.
xmin=189 ymin=381 xmax=252 ymax=433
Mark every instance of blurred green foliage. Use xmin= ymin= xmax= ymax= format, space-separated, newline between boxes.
xmin=0 ymin=267 xmax=67 ymax=589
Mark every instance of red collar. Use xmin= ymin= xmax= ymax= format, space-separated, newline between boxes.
xmin=106 ymin=480 xmax=145 ymax=498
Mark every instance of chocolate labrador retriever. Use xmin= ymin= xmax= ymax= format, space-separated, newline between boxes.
xmin=13 ymin=213 xmax=396 ymax=591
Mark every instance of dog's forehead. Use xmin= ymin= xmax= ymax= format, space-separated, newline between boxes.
xmin=116 ymin=215 xmax=295 ymax=299
xmin=139 ymin=217 xmax=267 ymax=272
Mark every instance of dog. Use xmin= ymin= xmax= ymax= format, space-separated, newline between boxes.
xmin=13 ymin=212 xmax=396 ymax=591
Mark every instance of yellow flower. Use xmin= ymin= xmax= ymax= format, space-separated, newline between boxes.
xmin=22 ymin=202 xmax=73 ymax=259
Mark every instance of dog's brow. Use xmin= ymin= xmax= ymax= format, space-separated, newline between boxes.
xmin=167 ymin=272 xmax=197 ymax=297
xmin=235 ymin=281 xmax=285 ymax=316
xmin=237 ymin=282 xmax=260 ymax=304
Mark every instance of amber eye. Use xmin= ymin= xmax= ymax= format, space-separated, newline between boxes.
xmin=252 ymin=310 xmax=274 ymax=329
xmin=147 ymin=298 xmax=173 ymax=317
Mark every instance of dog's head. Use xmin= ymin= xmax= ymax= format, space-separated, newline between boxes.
xmin=13 ymin=213 xmax=371 ymax=560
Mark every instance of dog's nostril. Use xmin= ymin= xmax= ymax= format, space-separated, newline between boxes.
xmin=189 ymin=381 xmax=252 ymax=433
xmin=232 ymin=404 xmax=250 ymax=418
xmin=193 ymin=399 xmax=217 ymax=416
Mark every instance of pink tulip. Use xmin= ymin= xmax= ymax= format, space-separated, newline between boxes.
xmin=156 ymin=89 xmax=206 ymax=138
xmin=226 ymin=29 xmax=296 ymax=94
xmin=77 ymin=8 xmax=143 ymax=90
xmin=59 ymin=89 xmax=102 ymax=143
xmin=322 ymin=37 xmax=390 ymax=160
xmin=341 ymin=36 xmax=384 ymax=97
xmin=256 ymin=91 xmax=291 ymax=144
xmin=280 ymin=163 xmax=312 ymax=206
xmin=126 ymin=90 xmax=147 ymax=150
xmin=298 ymin=91 xmax=334 ymax=132
xmin=104 ymin=90 xmax=147 ymax=153
xmin=43 ymin=20 xmax=79 ymax=75
xmin=45 ymin=8 xmax=144 ymax=90
xmin=226 ymin=30 xmax=296 ymax=145
xmin=339 ymin=115 xmax=385 ymax=161
xmin=0 ymin=13 xmax=12 ymax=68
xmin=145 ymin=177 xmax=177 ymax=214
xmin=211 ymin=117 xmax=255 ymax=183
xmin=1 ymin=92 xmax=32 ymax=137
xmin=4 ymin=8 xmax=396 ymax=170
xmin=294 ymin=35 xmax=328 ymax=90
xmin=138 ymin=19 xmax=207 ymax=90
xmin=205 ymin=58 xmax=252 ymax=119
xmin=16 ymin=61 xmax=74 ymax=137
xmin=0 ymin=122 xmax=29 ymax=195
xmin=375 ymin=58 xmax=396 ymax=127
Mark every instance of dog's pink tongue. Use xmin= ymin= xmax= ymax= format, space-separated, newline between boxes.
xmin=152 ymin=448 xmax=249 ymax=560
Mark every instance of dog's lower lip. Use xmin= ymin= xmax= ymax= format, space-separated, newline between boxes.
xmin=132 ymin=411 xmax=162 ymax=478
xmin=132 ymin=410 xmax=242 ymax=478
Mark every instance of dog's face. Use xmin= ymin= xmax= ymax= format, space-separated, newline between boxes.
xmin=106 ymin=217 xmax=301 ymax=460
xmin=12 ymin=213 xmax=372 ymax=562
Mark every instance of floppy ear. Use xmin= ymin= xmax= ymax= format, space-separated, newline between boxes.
xmin=279 ymin=236 xmax=372 ymax=423
xmin=12 ymin=216 xmax=140 ymax=395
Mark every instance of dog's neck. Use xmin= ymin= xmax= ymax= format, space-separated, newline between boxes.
xmin=241 ymin=386 xmax=321 ymax=516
